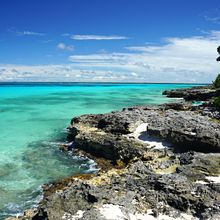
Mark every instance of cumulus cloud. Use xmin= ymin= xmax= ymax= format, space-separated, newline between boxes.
xmin=57 ymin=42 xmax=74 ymax=51
xmin=0 ymin=65 xmax=134 ymax=82
xmin=1 ymin=31 xmax=220 ymax=82
xmin=71 ymin=35 xmax=129 ymax=40
xmin=68 ymin=31 xmax=220 ymax=83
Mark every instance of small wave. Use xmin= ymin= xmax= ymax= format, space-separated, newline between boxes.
xmin=83 ymin=159 xmax=99 ymax=173
xmin=71 ymin=154 xmax=99 ymax=173
xmin=2 ymin=186 xmax=43 ymax=219
xmin=87 ymin=160 xmax=100 ymax=173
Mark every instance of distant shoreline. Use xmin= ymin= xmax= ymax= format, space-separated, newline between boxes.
xmin=0 ymin=82 xmax=210 ymax=85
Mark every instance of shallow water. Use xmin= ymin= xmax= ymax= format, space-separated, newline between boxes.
xmin=0 ymin=83 xmax=202 ymax=218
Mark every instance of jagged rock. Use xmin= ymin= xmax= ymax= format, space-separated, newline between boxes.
xmin=11 ymin=102 xmax=220 ymax=220
xmin=15 ymin=156 xmax=220 ymax=220
xmin=68 ymin=105 xmax=220 ymax=154
xmin=163 ymin=86 xmax=218 ymax=101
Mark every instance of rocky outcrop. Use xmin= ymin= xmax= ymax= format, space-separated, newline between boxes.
xmin=12 ymin=152 xmax=220 ymax=220
xmin=68 ymin=104 xmax=220 ymax=154
xmin=162 ymin=86 xmax=219 ymax=101
xmin=163 ymin=85 xmax=220 ymax=119
xmin=7 ymin=104 xmax=220 ymax=220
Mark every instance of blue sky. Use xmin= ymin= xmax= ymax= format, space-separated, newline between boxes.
xmin=0 ymin=0 xmax=220 ymax=82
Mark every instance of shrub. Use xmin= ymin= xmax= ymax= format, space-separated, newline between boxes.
xmin=213 ymin=96 xmax=220 ymax=109
xmin=213 ymin=74 xmax=220 ymax=88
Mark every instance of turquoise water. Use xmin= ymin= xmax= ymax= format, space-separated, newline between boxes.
xmin=0 ymin=83 xmax=202 ymax=218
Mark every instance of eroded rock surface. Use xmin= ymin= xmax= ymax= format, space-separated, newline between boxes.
xmin=68 ymin=104 xmax=220 ymax=154
xmin=13 ymin=153 xmax=220 ymax=220
xmin=8 ymin=104 xmax=220 ymax=220
xmin=163 ymin=86 xmax=219 ymax=101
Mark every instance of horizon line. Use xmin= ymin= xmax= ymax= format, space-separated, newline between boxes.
xmin=0 ymin=81 xmax=210 ymax=85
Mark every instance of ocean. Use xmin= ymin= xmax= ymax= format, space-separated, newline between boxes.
xmin=0 ymin=83 xmax=203 ymax=218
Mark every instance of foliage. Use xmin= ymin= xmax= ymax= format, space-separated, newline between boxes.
xmin=213 ymin=74 xmax=220 ymax=88
xmin=213 ymin=96 xmax=220 ymax=109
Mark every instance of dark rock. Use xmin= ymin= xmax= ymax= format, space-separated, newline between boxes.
xmin=69 ymin=105 xmax=220 ymax=154
xmin=163 ymin=86 xmax=217 ymax=101
xmin=23 ymin=158 xmax=220 ymax=219
xmin=11 ymin=102 xmax=220 ymax=220
xmin=179 ymin=151 xmax=195 ymax=165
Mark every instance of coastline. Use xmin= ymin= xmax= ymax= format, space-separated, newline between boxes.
xmin=6 ymin=85 xmax=220 ymax=220
xmin=0 ymin=82 xmax=209 ymax=86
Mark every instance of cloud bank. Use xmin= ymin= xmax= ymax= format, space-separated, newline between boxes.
xmin=0 ymin=31 xmax=220 ymax=82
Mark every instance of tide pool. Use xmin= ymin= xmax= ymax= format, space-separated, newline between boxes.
xmin=0 ymin=83 xmax=202 ymax=218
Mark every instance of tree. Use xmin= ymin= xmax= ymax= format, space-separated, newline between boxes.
xmin=215 ymin=47 xmax=220 ymax=87
xmin=217 ymin=46 xmax=220 ymax=62
xmin=214 ymin=74 xmax=220 ymax=88
xmin=213 ymin=96 xmax=220 ymax=109
xmin=214 ymin=47 xmax=220 ymax=108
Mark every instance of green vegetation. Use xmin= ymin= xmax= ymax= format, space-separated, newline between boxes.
xmin=213 ymin=74 xmax=220 ymax=88
xmin=214 ymin=47 xmax=220 ymax=109
xmin=213 ymin=96 xmax=220 ymax=109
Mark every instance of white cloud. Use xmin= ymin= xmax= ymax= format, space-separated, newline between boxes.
xmin=8 ymin=28 xmax=46 ymax=37
xmin=57 ymin=42 xmax=74 ymax=51
xmin=62 ymin=33 xmax=71 ymax=37
xmin=71 ymin=35 xmax=129 ymax=40
xmin=43 ymin=39 xmax=54 ymax=43
xmin=204 ymin=8 xmax=220 ymax=25
xmin=205 ymin=16 xmax=220 ymax=24
xmin=68 ymin=31 xmax=220 ymax=83
xmin=1 ymin=31 xmax=220 ymax=82
xmin=16 ymin=31 xmax=45 ymax=36
xmin=0 ymin=65 xmax=136 ymax=82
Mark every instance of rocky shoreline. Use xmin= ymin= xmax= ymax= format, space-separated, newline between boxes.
xmin=6 ymin=86 xmax=220 ymax=220
xmin=163 ymin=85 xmax=220 ymax=101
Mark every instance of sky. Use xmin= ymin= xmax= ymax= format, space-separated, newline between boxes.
xmin=0 ymin=0 xmax=220 ymax=83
